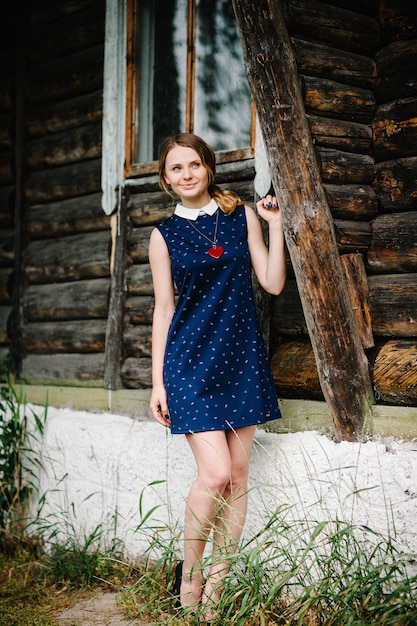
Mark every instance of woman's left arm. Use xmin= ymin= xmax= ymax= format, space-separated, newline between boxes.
xmin=246 ymin=195 xmax=286 ymax=295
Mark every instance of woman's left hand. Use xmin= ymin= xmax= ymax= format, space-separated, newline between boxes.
xmin=256 ymin=194 xmax=282 ymax=225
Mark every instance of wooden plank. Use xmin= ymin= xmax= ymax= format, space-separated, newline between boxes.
xmin=121 ymin=356 xmax=152 ymax=389
xmin=324 ymin=183 xmax=378 ymax=220
xmin=368 ymin=274 xmax=417 ymax=337
xmin=340 ymin=253 xmax=374 ymax=349
xmin=23 ymin=278 xmax=110 ymax=322
xmin=26 ymin=123 xmax=102 ymax=169
xmin=0 ymin=186 xmax=14 ymax=227
xmin=333 ymin=219 xmax=371 ymax=252
xmin=127 ymin=226 xmax=153 ymax=263
xmin=373 ymin=340 xmax=417 ymax=405
xmin=123 ymin=324 xmax=152 ymax=358
xmin=124 ymin=296 xmax=155 ymax=325
xmin=23 ymin=319 xmax=107 ymax=353
xmin=373 ymin=157 xmax=417 ymax=212
xmin=0 ymin=269 xmax=11 ymax=304
xmin=317 ymin=147 xmax=375 ymax=184
xmin=233 ymin=0 xmax=374 ymax=441
xmin=375 ymin=40 xmax=417 ymax=103
xmin=372 ymin=97 xmax=417 ymax=161
xmin=25 ymin=158 xmax=102 ymax=204
xmin=0 ymin=306 xmax=11 ymax=343
xmin=285 ymin=0 xmax=379 ymax=55
xmin=271 ymin=341 xmax=322 ymax=400
xmin=20 ymin=353 xmax=105 ymax=386
xmin=126 ymin=264 xmax=154 ymax=296
xmin=302 ymin=75 xmax=375 ymax=124
xmin=23 ymin=231 xmax=111 ymax=284
xmin=291 ymin=37 xmax=376 ymax=89
xmin=368 ymin=211 xmax=417 ymax=272
xmin=307 ymin=114 xmax=372 ymax=154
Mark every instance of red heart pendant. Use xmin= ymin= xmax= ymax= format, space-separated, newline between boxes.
xmin=208 ymin=246 xmax=224 ymax=258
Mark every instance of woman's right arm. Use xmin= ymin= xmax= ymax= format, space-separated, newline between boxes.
xmin=149 ymin=228 xmax=175 ymax=426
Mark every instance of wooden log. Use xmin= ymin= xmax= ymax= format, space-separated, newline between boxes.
xmin=302 ymin=76 xmax=375 ymax=124
xmin=373 ymin=340 xmax=417 ymax=405
xmin=323 ymin=184 xmax=378 ymax=220
xmin=0 ymin=306 xmax=11 ymax=344
xmin=0 ymin=269 xmax=11 ymax=304
xmin=20 ymin=353 xmax=105 ymax=386
xmin=374 ymin=40 xmax=417 ymax=103
xmin=25 ymin=158 xmax=102 ymax=204
xmin=123 ymin=324 xmax=152 ymax=358
xmin=127 ymin=226 xmax=153 ymax=263
xmin=0 ymin=229 xmax=14 ymax=265
xmin=26 ymin=123 xmax=102 ymax=169
xmin=127 ymin=191 xmax=175 ymax=227
xmin=285 ymin=0 xmax=379 ymax=56
xmin=0 ymin=113 xmax=13 ymax=149
xmin=124 ymin=296 xmax=155 ymax=325
xmin=22 ymin=319 xmax=107 ymax=353
xmin=27 ymin=90 xmax=103 ymax=138
xmin=126 ymin=264 xmax=154 ymax=296
xmin=0 ymin=185 xmax=14 ymax=227
xmin=272 ymin=279 xmax=306 ymax=336
xmin=378 ymin=0 xmax=417 ymax=43
xmin=23 ymin=231 xmax=111 ymax=284
xmin=30 ymin=4 xmax=105 ymax=65
xmin=307 ymin=114 xmax=372 ymax=154
xmin=26 ymin=44 xmax=104 ymax=105
xmin=340 ymin=253 xmax=374 ymax=349
xmin=308 ymin=0 xmax=379 ymax=18
xmin=23 ymin=278 xmax=110 ymax=322
xmin=0 ymin=152 xmax=14 ymax=184
xmin=317 ymin=147 xmax=375 ymax=184
xmin=233 ymin=0 xmax=375 ymax=440
xmin=30 ymin=0 xmax=100 ymax=28
xmin=25 ymin=192 xmax=110 ymax=239
xmin=372 ymin=157 xmax=417 ymax=212
xmin=121 ymin=356 xmax=152 ymax=389
xmin=372 ymin=97 xmax=417 ymax=161
xmin=368 ymin=274 xmax=417 ymax=337
xmin=333 ymin=219 xmax=372 ymax=253
xmin=291 ymin=37 xmax=376 ymax=90
xmin=271 ymin=340 xmax=323 ymax=400
xmin=368 ymin=212 xmax=417 ymax=272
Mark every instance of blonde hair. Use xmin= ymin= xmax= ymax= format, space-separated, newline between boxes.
xmin=158 ymin=133 xmax=242 ymax=214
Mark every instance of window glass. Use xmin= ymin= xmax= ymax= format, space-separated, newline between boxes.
xmin=135 ymin=0 xmax=250 ymax=164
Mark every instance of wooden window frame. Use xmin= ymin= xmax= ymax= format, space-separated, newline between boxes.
xmin=124 ymin=0 xmax=255 ymax=178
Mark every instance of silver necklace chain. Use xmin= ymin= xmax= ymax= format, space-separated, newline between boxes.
xmin=187 ymin=210 xmax=220 ymax=248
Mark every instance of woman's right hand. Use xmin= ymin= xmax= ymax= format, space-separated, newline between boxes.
xmin=150 ymin=385 xmax=171 ymax=427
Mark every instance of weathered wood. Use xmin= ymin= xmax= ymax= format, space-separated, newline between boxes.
xmin=25 ymin=193 xmax=110 ymax=239
xmin=27 ymin=90 xmax=103 ymax=138
xmin=333 ymin=219 xmax=372 ymax=253
xmin=378 ymin=0 xmax=417 ymax=43
xmin=23 ymin=278 xmax=110 ymax=322
xmin=124 ymin=296 xmax=155 ymax=325
xmin=30 ymin=4 xmax=105 ymax=65
xmin=271 ymin=341 xmax=322 ymax=400
xmin=23 ymin=319 xmax=107 ymax=353
xmin=25 ymin=158 xmax=102 ymax=204
xmin=20 ymin=353 xmax=105 ymax=386
xmin=368 ymin=274 xmax=417 ymax=337
xmin=302 ymin=76 xmax=375 ymax=124
xmin=29 ymin=0 xmax=100 ymax=28
xmin=126 ymin=264 xmax=154 ymax=296
xmin=324 ymin=184 xmax=378 ymax=220
xmin=23 ymin=231 xmax=110 ymax=284
xmin=373 ymin=340 xmax=417 ymax=405
xmin=0 ymin=152 xmax=13 ymax=184
xmin=26 ymin=123 xmax=102 ymax=169
xmin=285 ymin=0 xmax=379 ymax=55
xmin=307 ymin=114 xmax=372 ymax=154
xmin=233 ymin=0 xmax=374 ymax=441
xmin=0 ymin=113 xmax=13 ymax=149
xmin=0 ymin=269 xmax=11 ymax=304
xmin=0 ymin=186 xmax=14 ymax=227
xmin=291 ymin=37 xmax=376 ymax=90
xmin=368 ymin=212 xmax=417 ymax=272
xmin=121 ymin=357 xmax=152 ymax=389
xmin=372 ymin=97 xmax=417 ymax=161
xmin=124 ymin=324 xmax=152 ymax=358
xmin=26 ymin=44 xmax=104 ymax=105
xmin=0 ymin=306 xmax=11 ymax=343
xmin=104 ymin=199 xmax=128 ymax=390
xmin=317 ymin=147 xmax=375 ymax=184
xmin=375 ymin=40 xmax=417 ymax=103
xmin=0 ymin=229 xmax=14 ymax=265
xmin=372 ymin=157 xmax=417 ymax=212
xmin=340 ymin=253 xmax=374 ymax=349
xmin=127 ymin=226 xmax=153 ymax=263
xmin=307 ymin=0 xmax=379 ymax=18
xmin=272 ymin=279 xmax=306 ymax=336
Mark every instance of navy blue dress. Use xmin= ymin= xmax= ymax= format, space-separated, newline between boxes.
xmin=157 ymin=205 xmax=281 ymax=434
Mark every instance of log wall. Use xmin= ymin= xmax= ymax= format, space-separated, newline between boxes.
xmin=271 ymin=0 xmax=417 ymax=406
xmin=1 ymin=0 xmax=416 ymax=408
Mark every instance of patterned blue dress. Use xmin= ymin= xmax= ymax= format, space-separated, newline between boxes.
xmin=156 ymin=205 xmax=281 ymax=434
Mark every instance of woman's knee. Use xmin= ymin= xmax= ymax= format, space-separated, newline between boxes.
xmin=197 ymin=466 xmax=232 ymax=496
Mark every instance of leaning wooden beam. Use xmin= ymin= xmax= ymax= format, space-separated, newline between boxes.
xmin=232 ymin=0 xmax=374 ymax=441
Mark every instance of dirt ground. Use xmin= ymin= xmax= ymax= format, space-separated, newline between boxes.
xmin=54 ymin=591 xmax=159 ymax=626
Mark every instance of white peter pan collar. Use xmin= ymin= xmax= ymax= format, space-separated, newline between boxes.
xmin=174 ymin=198 xmax=218 ymax=221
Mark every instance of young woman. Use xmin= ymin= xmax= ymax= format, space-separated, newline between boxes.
xmin=149 ymin=133 xmax=286 ymax=616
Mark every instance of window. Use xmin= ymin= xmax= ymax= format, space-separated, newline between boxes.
xmin=125 ymin=0 xmax=254 ymax=176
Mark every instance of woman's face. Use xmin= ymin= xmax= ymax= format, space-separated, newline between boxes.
xmin=164 ymin=145 xmax=211 ymax=208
